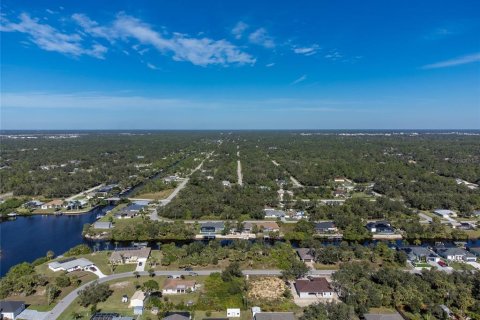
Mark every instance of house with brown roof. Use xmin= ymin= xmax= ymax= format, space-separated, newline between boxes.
xmin=109 ymin=247 xmax=151 ymax=264
xmin=243 ymin=221 xmax=280 ymax=233
xmin=41 ymin=199 xmax=64 ymax=210
xmin=294 ymin=277 xmax=334 ymax=298
xmin=162 ymin=279 xmax=196 ymax=295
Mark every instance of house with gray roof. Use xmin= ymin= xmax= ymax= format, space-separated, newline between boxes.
xmin=48 ymin=257 xmax=94 ymax=272
xmin=435 ymin=247 xmax=477 ymax=262
xmin=296 ymin=248 xmax=315 ymax=262
xmin=93 ymin=221 xmax=113 ymax=229
xmin=263 ymin=208 xmax=285 ymax=219
xmin=398 ymin=246 xmax=439 ymax=263
xmin=200 ymin=221 xmax=225 ymax=234
xmin=0 ymin=300 xmax=25 ymax=320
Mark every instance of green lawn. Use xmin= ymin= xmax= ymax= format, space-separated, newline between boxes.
xmin=449 ymin=261 xmax=476 ymax=271
xmin=57 ymin=275 xmax=204 ymax=320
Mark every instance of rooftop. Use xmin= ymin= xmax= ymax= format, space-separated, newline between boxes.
xmin=0 ymin=300 xmax=25 ymax=312
xmin=49 ymin=257 xmax=93 ymax=270
xmin=110 ymin=247 xmax=151 ymax=261
xmin=295 ymin=277 xmax=332 ymax=293
xmin=163 ymin=279 xmax=196 ymax=291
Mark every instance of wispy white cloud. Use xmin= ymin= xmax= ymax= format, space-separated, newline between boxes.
xmin=324 ymin=49 xmax=343 ymax=61
xmin=0 ymin=13 xmax=107 ymax=59
xmin=75 ymin=13 xmax=256 ymax=66
xmin=292 ymin=44 xmax=319 ymax=56
xmin=422 ymin=52 xmax=480 ymax=69
xmin=146 ymin=63 xmax=159 ymax=70
xmin=290 ymin=74 xmax=307 ymax=85
xmin=265 ymin=62 xmax=275 ymax=67
xmin=1 ymin=11 xmax=255 ymax=66
xmin=231 ymin=21 xmax=248 ymax=39
xmin=248 ymin=28 xmax=275 ymax=48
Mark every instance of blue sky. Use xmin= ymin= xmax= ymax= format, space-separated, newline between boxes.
xmin=1 ymin=0 xmax=479 ymax=129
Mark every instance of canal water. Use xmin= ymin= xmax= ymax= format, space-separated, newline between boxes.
xmin=0 ymin=206 xmax=113 ymax=276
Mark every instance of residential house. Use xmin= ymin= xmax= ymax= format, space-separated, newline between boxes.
xmin=109 ymin=247 xmax=151 ymax=264
xmin=398 ymin=246 xmax=440 ymax=263
xmin=363 ymin=311 xmax=404 ymax=320
xmin=199 ymin=221 xmax=225 ymax=234
xmin=164 ymin=176 xmax=180 ymax=183
xmin=128 ymin=291 xmax=146 ymax=315
xmin=243 ymin=221 xmax=280 ymax=233
xmin=468 ymin=246 xmax=480 ymax=257
xmin=434 ymin=209 xmax=457 ymax=218
xmin=41 ymin=199 xmax=64 ymax=210
xmin=24 ymin=200 xmax=44 ymax=209
xmin=457 ymin=222 xmax=474 ymax=230
xmin=263 ymin=208 xmax=285 ymax=219
xmin=315 ymin=221 xmax=338 ymax=233
xmin=96 ymin=184 xmax=118 ymax=198
xmin=435 ymin=247 xmax=477 ymax=262
xmin=162 ymin=312 xmax=191 ymax=320
xmin=333 ymin=189 xmax=347 ymax=198
xmin=0 ymin=300 xmax=25 ymax=320
xmin=366 ymin=221 xmax=394 ymax=234
xmin=162 ymin=279 xmax=196 ymax=295
xmin=227 ymin=308 xmax=241 ymax=318
xmin=296 ymin=248 xmax=315 ymax=262
xmin=290 ymin=210 xmax=307 ymax=220
xmin=294 ymin=277 xmax=334 ymax=298
xmin=115 ymin=201 xmax=148 ymax=219
xmin=48 ymin=258 xmax=94 ymax=273
xmin=222 ymin=180 xmax=232 ymax=187
xmin=93 ymin=221 xmax=113 ymax=230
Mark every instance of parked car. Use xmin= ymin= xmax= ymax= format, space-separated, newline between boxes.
xmin=438 ymin=260 xmax=448 ymax=267
xmin=138 ymin=262 xmax=143 ymax=266
xmin=184 ymin=267 xmax=193 ymax=271
xmin=189 ymin=272 xmax=198 ymax=276
xmin=89 ymin=267 xmax=97 ymax=271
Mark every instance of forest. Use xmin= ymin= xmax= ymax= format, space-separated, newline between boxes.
xmin=1 ymin=131 xmax=479 ymax=222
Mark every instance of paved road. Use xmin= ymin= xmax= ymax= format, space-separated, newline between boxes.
xmin=237 ymin=160 xmax=243 ymax=186
xmin=45 ymin=268 xmax=334 ymax=319
xmin=65 ymin=184 xmax=103 ymax=202
xmin=150 ymin=154 xmax=211 ymax=221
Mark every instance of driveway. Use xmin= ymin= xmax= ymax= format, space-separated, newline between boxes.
xmin=136 ymin=258 xmax=147 ymax=271
xmin=467 ymin=261 xmax=480 ymax=270
xmin=17 ymin=309 xmax=48 ymax=320
xmin=86 ymin=265 xmax=106 ymax=278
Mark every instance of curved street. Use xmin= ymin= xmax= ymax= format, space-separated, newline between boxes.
xmin=45 ymin=268 xmax=335 ymax=319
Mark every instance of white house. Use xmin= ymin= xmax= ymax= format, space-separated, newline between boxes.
xmin=434 ymin=209 xmax=457 ymax=218
xmin=162 ymin=279 xmax=196 ymax=295
xmin=0 ymin=300 xmax=25 ymax=320
xmin=48 ymin=258 xmax=94 ymax=273
xmin=227 ymin=308 xmax=241 ymax=318
xmin=41 ymin=199 xmax=64 ymax=210
xmin=129 ymin=291 xmax=146 ymax=315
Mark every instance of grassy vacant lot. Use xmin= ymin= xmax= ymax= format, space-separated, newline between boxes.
xmin=8 ymin=268 xmax=96 ymax=312
xmin=58 ymin=276 xmax=203 ymax=320
xmin=134 ymin=189 xmax=174 ymax=200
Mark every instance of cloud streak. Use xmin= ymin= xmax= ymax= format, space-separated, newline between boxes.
xmin=290 ymin=74 xmax=307 ymax=85
xmin=1 ymin=12 xmax=256 ymax=67
xmin=422 ymin=52 xmax=480 ymax=69
xmin=0 ymin=13 xmax=107 ymax=59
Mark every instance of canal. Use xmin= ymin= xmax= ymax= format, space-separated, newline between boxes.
xmin=0 ymin=205 xmax=113 ymax=276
